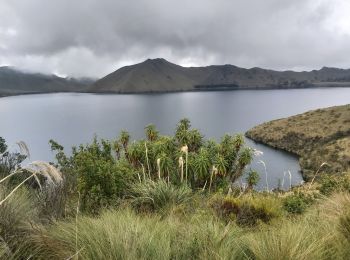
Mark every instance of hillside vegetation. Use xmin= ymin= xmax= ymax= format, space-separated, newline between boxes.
xmin=2 ymin=119 xmax=350 ymax=259
xmin=246 ymin=104 xmax=350 ymax=180
xmin=0 ymin=119 xmax=350 ymax=260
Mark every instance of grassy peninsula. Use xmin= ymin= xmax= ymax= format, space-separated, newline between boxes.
xmin=246 ymin=104 xmax=350 ymax=180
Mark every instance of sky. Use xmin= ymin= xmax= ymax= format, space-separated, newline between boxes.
xmin=1 ymin=0 xmax=350 ymax=78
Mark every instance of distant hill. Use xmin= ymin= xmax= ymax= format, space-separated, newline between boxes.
xmin=0 ymin=66 xmax=94 ymax=96
xmin=246 ymin=104 xmax=350 ymax=180
xmin=90 ymin=58 xmax=350 ymax=93
xmin=2 ymin=59 xmax=350 ymax=96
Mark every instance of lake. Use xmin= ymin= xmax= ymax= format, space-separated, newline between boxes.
xmin=1 ymin=88 xmax=350 ymax=190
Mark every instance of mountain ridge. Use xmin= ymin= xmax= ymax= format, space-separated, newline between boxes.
xmin=90 ymin=58 xmax=350 ymax=93
xmin=2 ymin=59 xmax=350 ymax=96
xmin=0 ymin=66 xmax=94 ymax=96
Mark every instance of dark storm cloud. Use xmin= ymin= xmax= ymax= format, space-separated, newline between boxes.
xmin=1 ymin=0 xmax=350 ymax=77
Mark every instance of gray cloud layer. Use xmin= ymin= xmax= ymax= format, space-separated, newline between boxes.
xmin=1 ymin=0 xmax=350 ymax=77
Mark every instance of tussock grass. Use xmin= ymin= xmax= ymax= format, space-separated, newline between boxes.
xmin=0 ymin=186 xmax=38 ymax=259
xmin=29 ymin=208 xmax=245 ymax=260
xmin=244 ymin=219 xmax=333 ymax=260
xmin=212 ymin=193 xmax=284 ymax=226
xmin=130 ymin=180 xmax=192 ymax=213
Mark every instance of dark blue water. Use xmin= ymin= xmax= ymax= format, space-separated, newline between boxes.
xmin=1 ymin=88 xmax=349 ymax=190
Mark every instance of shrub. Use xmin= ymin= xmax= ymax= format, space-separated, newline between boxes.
xmin=213 ymin=195 xmax=283 ymax=226
xmin=51 ymin=138 xmax=137 ymax=214
xmin=318 ymin=173 xmax=350 ymax=196
xmin=283 ymin=192 xmax=315 ymax=214
xmin=319 ymin=175 xmax=340 ymax=195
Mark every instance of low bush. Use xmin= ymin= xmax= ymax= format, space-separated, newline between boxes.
xmin=50 ymin=138 xmax=137 ymax=214
xmin=318 ymin=173 xmax=350 ymax=196
xmin=283 ymin=191 xmax=316 ymax=214
xmin=213 ymin=194 xmax=283 ymax=226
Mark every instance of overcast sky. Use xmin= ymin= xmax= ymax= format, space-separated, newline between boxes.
xmin=1 ymin=0 xmax=350 ymax=78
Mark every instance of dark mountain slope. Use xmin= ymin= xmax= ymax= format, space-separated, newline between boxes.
xmin=90 ymin=59 xmax=350 ymax=93
xmin=0 ymin=66 xmax=94 ymax=96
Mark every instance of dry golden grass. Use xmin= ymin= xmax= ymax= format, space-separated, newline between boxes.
xmin=246 ymin=104 xmax=350 ymax=180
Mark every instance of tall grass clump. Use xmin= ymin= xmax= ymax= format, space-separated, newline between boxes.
xmin=0 ymin=186 xmax=38 ymax=258
xmin=312 ymin=192 xmax=350 ymax=258
xmin=28 ymin=208 xmax=246 ymax=260
xmin=243 ymin=219 xmax=332 ymax=260
xmin=130 ymin=180 xmax=192 ymax=212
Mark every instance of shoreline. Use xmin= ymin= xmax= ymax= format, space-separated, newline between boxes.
xmin=1 ymin=84 xmax=350 ymax=98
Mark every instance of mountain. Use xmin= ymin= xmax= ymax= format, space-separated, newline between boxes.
xmin=3 ymin=59 xmax=350 ymax=96
xmin=90 ymin=58 xmax=350 ymax=93
xmin=0 ymin=66 xmax=94 ymax=96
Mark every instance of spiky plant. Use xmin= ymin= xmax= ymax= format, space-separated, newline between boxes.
xmin=246 ymin=170 xmax=260 ymax=190
xmin=119 ymin=130 xmax=130 ymax=152
xmin=214 ymin=154 xmax=229 ymax=176
xmin=193 ymin=149 xmax=211 ymax=185
xmin=231 ymin=147 xmax=253 ymax=183
xmin=144 ymin=124 xmax=159 ymax=142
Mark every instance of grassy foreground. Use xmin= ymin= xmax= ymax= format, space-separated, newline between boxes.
xmin=1 ymin=118 xmax=350 ymax=259
xmin=2 ymin=183 xmax=350 ymax=259
xmin=246 ymin=104 xmax=350 ymax=180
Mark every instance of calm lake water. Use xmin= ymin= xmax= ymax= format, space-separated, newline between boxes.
xmin=1 ymin=88 xmax=350 ymax=190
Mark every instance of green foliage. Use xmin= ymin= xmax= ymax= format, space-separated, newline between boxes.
xmin=318 ymin=174 xmax=350 ymax=196
xmin=246 ymin=170 xmax=260 ymax=189
xmin=50 ymin=137 xmax=137 ymax=214
xmin=0 ymin=138 xmax=27 ymax=178
xmin=119 ymin=130 xmax=130 ymax=151
xmin=283 ymin=192 xmax=315 ymax=214
xmin=48 ymin=119 xmax=257 ymax=213
xmin=191 ymin=148 xmax=210 ymax=185
xmin=144 ymin=124 xmax=159 ymax=141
